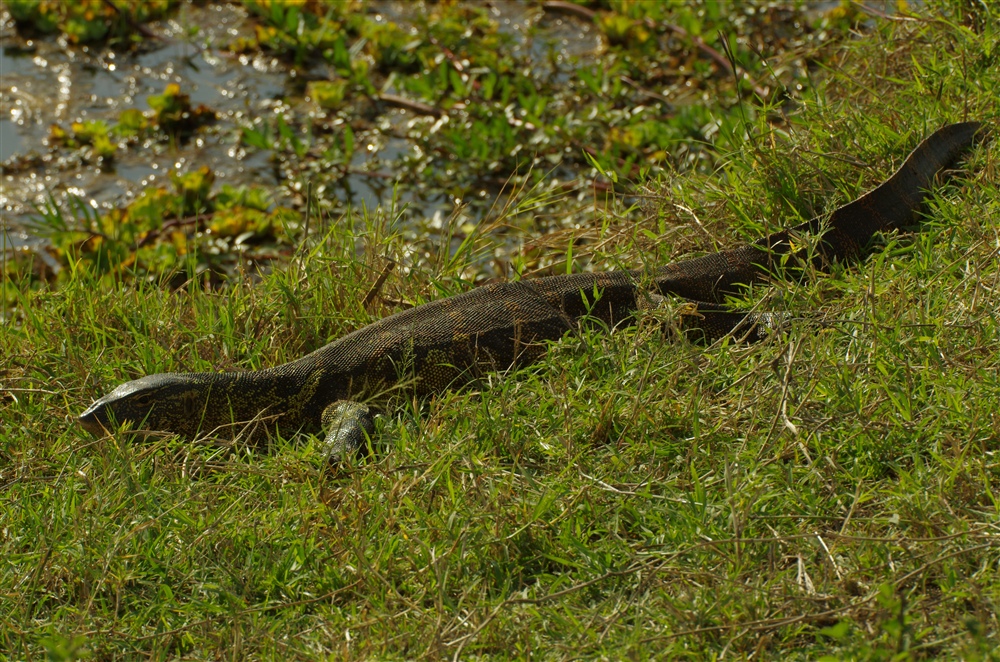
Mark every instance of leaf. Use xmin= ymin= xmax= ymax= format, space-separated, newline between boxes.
xmin=342 ymin=124 xmax=354 ymax=160
xmin=241 ymin=126 xmax=272 ymax=151
xmin=818 ymin=620 xmax=852 ymax=641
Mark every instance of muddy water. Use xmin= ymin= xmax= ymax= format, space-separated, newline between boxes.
xmin=0 ymin=1 xmax=601 ymax=257
xmin=0 ymin=4 xmax=286 ymax=250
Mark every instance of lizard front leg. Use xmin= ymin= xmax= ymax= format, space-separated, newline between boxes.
xmin=321 ymin=401 xmax=376 ymax=462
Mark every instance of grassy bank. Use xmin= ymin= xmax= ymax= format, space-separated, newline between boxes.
xmin=2 ymin=1 xmax=999 ymax=659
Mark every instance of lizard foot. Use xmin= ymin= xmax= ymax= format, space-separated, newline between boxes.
xmin=321 ymin=401 xmax=375 ymax=463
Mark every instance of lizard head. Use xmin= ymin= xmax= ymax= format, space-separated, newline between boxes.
xmin=78 ymin=373 xmax=221 ymax=439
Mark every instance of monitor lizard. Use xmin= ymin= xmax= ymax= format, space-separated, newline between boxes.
xmin=78 ymin=121 xmax=987 ymax=460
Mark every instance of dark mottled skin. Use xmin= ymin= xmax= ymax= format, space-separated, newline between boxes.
xmin=79 ymin=122 xmax=986 ymax=449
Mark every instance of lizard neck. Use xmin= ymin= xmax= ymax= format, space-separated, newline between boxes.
xmin=169 ymin=366 xmax=319 ymax=438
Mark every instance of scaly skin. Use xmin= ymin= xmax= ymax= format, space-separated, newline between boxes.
xmin=78 ymin=122 xmax=986 ymax=456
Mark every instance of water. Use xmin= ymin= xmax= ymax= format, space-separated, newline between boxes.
xmin=0 ymin=1 xmax=603 ymax=259
xmin=1 ymin=4 xmax=285 ymax=226
xmin=0 ymin=118 xmax=22 ymax=161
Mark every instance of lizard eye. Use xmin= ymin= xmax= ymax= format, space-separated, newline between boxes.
xmin=131 ymin=393 xmax=155 ymax=409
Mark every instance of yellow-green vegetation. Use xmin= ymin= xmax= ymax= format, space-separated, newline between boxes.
xmin=24 ymin=166 xmax=296 ymax=285
xmin=48 ymin=83 xmax=217 ymax=165
xmin=5 ymin=0 xmax=178 ymax=43
xmin=2 ymin=1 xmax=999 ymax=659
xmin=233 ymin=0 xmax=862 ymax=235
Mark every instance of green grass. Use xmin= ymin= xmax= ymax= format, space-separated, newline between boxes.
xmin=3 ymin=1 xmax=1000 ymax=659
